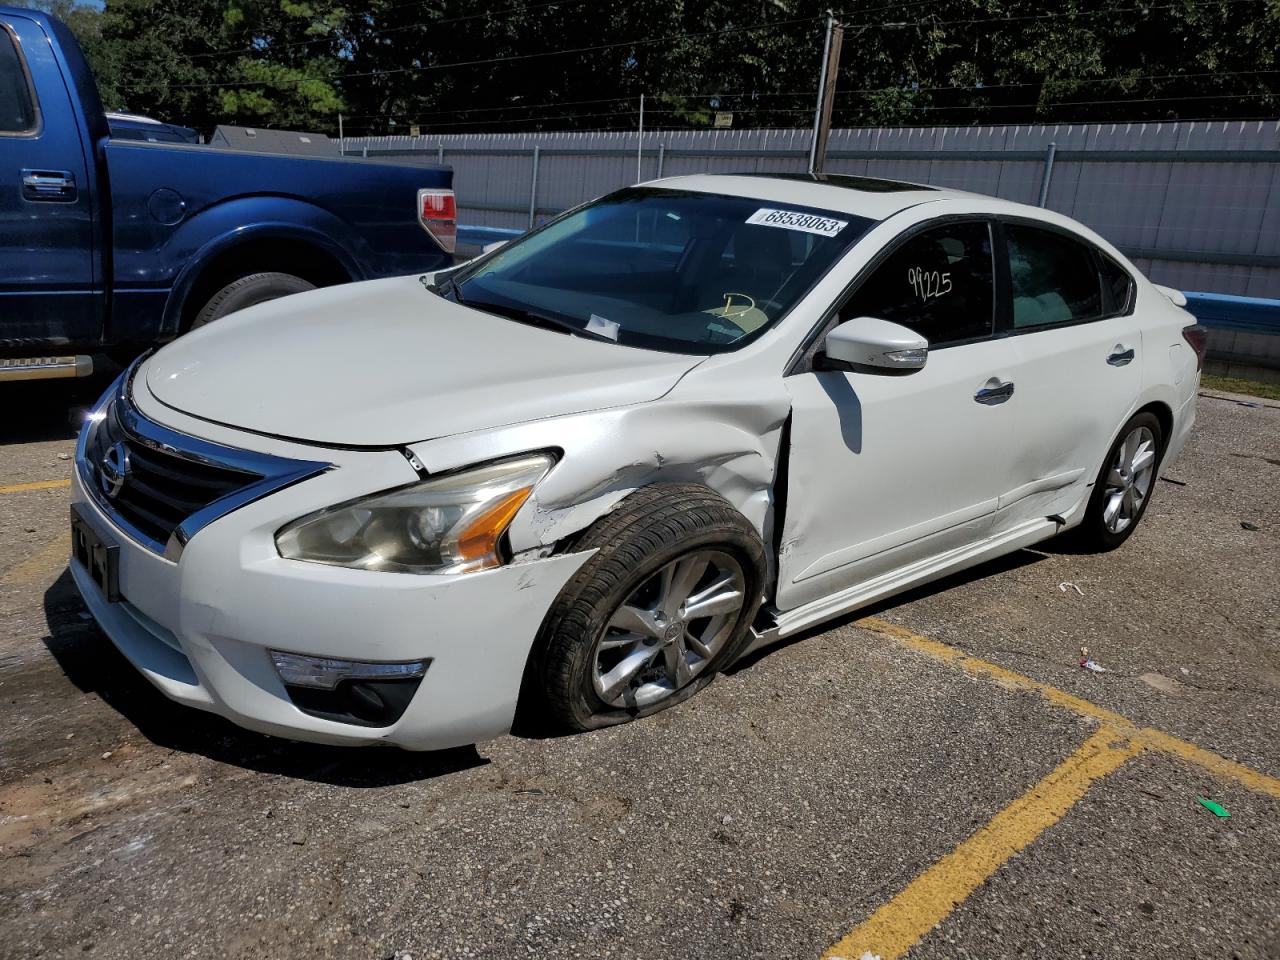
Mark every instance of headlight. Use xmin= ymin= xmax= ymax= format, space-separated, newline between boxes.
xmin=275 ymin=453 xmax=554 ymax=574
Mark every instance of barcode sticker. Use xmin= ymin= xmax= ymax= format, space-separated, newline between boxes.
xmin=746 ymin=208 xmax=847 ymax=237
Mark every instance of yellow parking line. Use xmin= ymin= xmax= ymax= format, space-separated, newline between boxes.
xmin=856 ymin=616 xmax=1280 ymax=799
xmin=0 ymin=478 xmax=71 ymax=495
xmin=0 ymin=533 xmax=70 ymax=586
xmin=824 ymin=726 xmax=1139 ymax=960
xmin=819 ymin=616 xmax=1280 ymax=959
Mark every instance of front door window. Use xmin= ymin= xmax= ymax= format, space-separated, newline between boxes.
xmin=840 ymin=221 xmax=995 ymax=346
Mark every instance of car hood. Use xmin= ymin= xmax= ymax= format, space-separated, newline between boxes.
xmin=143 ymin=276 xmax=703 ymax=446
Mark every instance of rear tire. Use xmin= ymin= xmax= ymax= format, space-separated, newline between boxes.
xmin=190 ymin=272 xmax=315 ymax=329
xmin=1071 ymin=411 xmax=1163 ymax=552
xmin=529 ymin=484 xmax=766 ymax=733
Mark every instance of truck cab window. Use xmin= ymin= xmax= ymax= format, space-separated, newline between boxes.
xmin=0 ymin=28 xmax=37 ymax=134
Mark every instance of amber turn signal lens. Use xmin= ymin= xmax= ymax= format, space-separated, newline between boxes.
xmin=456 ymin=487 xmax=535 ymax=565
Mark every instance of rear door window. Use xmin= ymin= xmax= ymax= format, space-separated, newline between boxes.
xmin=1005 ymin=224 xmax=1103 ymax=328
xmin=840 ymin=220 xmax=996 ymax=346
xmin=0 ymin=26 xmax=37 ymax=134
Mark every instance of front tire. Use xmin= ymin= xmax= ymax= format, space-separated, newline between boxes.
xmin=1072 ymin=411 xmax=1163 ymax=551
xmin=531 ymin=484 xmax=766 ymax=733
xmin=190 ymin=272 xmax=315 ymax=329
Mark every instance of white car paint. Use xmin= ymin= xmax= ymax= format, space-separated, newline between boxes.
xmin=70 ymin=174 xmax=1200 ymax=749
xmin=145 ymin=276 xmax=703 ymax=446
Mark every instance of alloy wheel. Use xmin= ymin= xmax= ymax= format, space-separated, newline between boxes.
xmin=1103 ymin=425 xmax=1156 ymax=534
xmin=591 ymin=550 xmax=746 ymax=709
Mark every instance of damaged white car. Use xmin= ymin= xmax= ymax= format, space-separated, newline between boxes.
xmin=70 ymin=174 xmax=1205 ymax=749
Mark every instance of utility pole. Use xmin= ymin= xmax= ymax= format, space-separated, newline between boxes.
xmin=807 ymin=14 xmax=844 ymax=174
xmin=338 ymin=113 xmax=344 ymax=154
xmin=636 ymin=94 xmax=645 ymax=183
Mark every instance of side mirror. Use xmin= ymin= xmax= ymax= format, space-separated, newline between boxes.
xmin=820 ymin=316 xmax=928 ymax=373
xmin=481 ymin=240 xmax=509 ymax=255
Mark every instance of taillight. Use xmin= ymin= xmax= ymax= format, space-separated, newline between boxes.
xmin=418 ymin=188 xmax=456 ymax=254
xmin=1181 ymin=324 xmax=1208 ymax=371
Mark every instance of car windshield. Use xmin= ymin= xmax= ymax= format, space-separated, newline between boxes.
xmin=448 ymin=187 xmax=875 ymax=354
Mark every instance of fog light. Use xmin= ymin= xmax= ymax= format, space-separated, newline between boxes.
xmin=271 ymin=652 xmax=429 ymax=728
xmin=270 ymin=651 xmax=428 ymax=690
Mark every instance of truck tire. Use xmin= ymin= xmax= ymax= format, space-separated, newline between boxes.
xmin=190 ymin=272 xmax=315 ymax=329
xmin=529 ymin=484 xmax=766 ymax=733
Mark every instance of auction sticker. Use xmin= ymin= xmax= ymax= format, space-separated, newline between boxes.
xmin=746 ymin=208 xmax=847 ymax=237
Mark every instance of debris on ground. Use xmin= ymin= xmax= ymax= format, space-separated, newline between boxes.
xmin=1196 ymin=797 xmax=1231 ymax=818
xmin=1139 ymin=672 xmax=1181 ymax=694
xmin=1079 ymin=647 xmax=1108 ymax=673
xmin=1161 ymin=476 xmax=1189 ymax=486
xmin=1059 ymin=581 xmax=1085 ymax=596
xmin=1240 ymin=521 xmax=1260 ymax=531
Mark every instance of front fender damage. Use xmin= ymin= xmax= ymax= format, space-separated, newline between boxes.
xmin=407 ymin=393 xmax=791 ymax=574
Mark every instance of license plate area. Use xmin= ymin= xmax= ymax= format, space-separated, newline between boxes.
xmin=71 ymin=503 xmax=120 ymax=602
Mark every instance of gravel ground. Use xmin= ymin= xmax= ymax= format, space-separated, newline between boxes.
xmin=0 ymin=383 xmax=1276 ymax=960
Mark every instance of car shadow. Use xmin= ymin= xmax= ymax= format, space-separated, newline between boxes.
xmin=815 ymin=371 xmax=863 ymax=453
xmin=40 ymin=569 xmax=486 ymax=786
xmin=730 ymin=546 xmax=1050 ymax=673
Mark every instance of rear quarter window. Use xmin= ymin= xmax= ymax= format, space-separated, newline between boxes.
xmin=1099 ymin=254 xmax=1135 ymax=315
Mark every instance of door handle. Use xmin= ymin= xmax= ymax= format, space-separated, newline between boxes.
xmin=974 ymin=378 xmax=1015 ymax=405
xmin=21 ymin=169 xmax=77 ymax=202
xmin=1107 ymin=344 xmax=1136 ymax=366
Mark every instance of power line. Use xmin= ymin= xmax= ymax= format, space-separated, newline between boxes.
xmin=333 ymin=69 xmax=1280 ymax=126
xmin=170 ymin=16 xmax=819 ymax=89
xmin=167 ymin=0 xmax=1266 ymax=93
xmin=150 ymin=0 xmax=945 ymax=65
xmin=169 ymin=13 xmax=827 ymax=89
xmin=154 ymin=0 xmax=598 ymax=63
xmin=339 ymin=87 xmax=1277 ymax=135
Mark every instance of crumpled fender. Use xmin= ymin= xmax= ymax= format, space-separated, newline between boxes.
xmin=405 ymin=380 xmax=792 ymax=569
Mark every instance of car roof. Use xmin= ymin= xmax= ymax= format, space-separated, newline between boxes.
xmin=645 ymin=173 xmax=973 ymax=221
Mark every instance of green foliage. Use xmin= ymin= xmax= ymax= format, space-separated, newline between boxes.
xmin=37 ymin=0 xmax=1280 ymax=137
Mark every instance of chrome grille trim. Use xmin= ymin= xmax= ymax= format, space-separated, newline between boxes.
xmin=76 ymin=359 xmax=332 ymax=561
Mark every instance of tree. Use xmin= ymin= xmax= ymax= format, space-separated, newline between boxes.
xmin=42 ymin=0 xmax=1280 ymax=136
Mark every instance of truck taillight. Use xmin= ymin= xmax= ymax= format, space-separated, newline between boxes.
xmin=418 ymin=188 xmax=456 ymax=254
xmin=1181 ymin=324 xmax=1208 ymax=371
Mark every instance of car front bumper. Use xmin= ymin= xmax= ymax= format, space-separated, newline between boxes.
xmin=69 ymin=461 xmax=590 ymax=751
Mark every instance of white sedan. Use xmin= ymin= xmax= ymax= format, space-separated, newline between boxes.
xmin=70 ymin=174 xmax=1204 ymax=748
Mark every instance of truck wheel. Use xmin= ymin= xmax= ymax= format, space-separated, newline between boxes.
xmin=190 ymin=272 xmax=315 ymax=329
xmin=530 ymin=484 xmax=766 ymax=733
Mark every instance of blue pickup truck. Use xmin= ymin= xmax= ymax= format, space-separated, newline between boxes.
xmin=0 ymin=5 xmax=456 ymax=382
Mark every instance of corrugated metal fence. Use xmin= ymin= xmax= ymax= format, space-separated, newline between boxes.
xmin=345 ymin=120 xmax=1280 ymax=299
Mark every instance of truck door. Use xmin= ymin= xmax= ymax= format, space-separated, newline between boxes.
xmin=0 ymin=15 xmax=100 ymax=346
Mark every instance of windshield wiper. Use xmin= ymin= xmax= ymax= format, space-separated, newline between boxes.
xmin=466 ymin=300 xmax=614 ymax=342
xmin=429 ymin=274 xmax=465 ymax=303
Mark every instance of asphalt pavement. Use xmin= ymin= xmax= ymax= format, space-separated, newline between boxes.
xmin=0 ymin=381 xmax=1276 ymax=960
